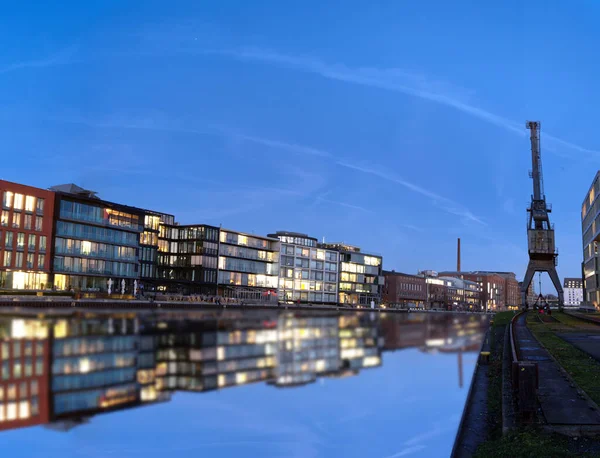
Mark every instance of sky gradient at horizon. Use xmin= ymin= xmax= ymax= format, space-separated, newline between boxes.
xmin=2 ymin=1 xmax=599 ymax=292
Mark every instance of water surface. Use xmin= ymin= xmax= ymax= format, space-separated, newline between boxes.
xmin=0 ymin=309 xmax=488 ymax=457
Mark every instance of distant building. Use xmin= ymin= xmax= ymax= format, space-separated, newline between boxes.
xmin=268 ymin=231 xmax=339 ymax=305
xmin=439 ymin=276 xmax=482 ymax=311
xmin=382 ymin=271 xmax=427 ymax=309
xmin=421 ymin=272 xmax=450 ymax=310
xmin=564 ymin=277 xmax=583 ymax=306
xmin=439 ymin=271 xmax=506 ymax=311
xmin=0 ymin=180 xmax=54 ymax=290
xmin=321 ymin=243 xmax=384 ymax=306
xmin=582 ymin=172 xmax=600 ymax=306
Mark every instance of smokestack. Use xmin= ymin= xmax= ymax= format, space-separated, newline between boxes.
xmin=457 ymin=238 xmax=461 ymax=272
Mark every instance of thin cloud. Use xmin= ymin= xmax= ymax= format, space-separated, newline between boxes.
xmin=0 ymin=46 xmax=79 ymax=75
xmin=383 ymin=445 xmax=427 ymax=458
xmin=213 ymin=47 xmax=600 ymax=156
xmin=336 ymin=160 xmax=485 ymax=225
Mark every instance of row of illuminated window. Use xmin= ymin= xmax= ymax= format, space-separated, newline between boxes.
xmin=217 ymin=271 xmax=279 ymax=288
xmin=1 ymin=341 xmax=45 ymax=359
xmin=1 ymin=211 xmax=44 ymax=231
xmin=159 ymin=225 xmax=219 ymax=242
xmin=53 ymin=336 xmax=137 ymax=357
xmin=220 ymin=231 xmax=275 ymax=250
xmin=1 ymin=358 xmax=44 ymax=380
xmin=1 ymin=232 xmax=47 ymax=252
xmin=144 ymin=215 xmax=161 ymax=231
xmin=53 ymin=383 xmax=137 ymax=415
xmin=278 ymin=279 xmax=337 ymax=292
xmin=281 ymin=317 xmax=339 ymax=328
xmin=53 ymin=256 xmax=138 ymax=278
xmin=278 ymin=327 xmax=338 ymax=341
xmin=277 ymin=236 xmax=317 ymax=247
xmin=0 ymin=399 xmax=39 ymax=422
xmin=280 ymin=268 xmax=337 ymax=282
xmin=2 ymin=251 xmax=45 ymax=270
xmin=217 ymin=343 xmax=277 ymax=360
xmin=277 ymin=358 xmax=339 ymax=375
xmin=340 ymin=262 xmax=380 ymax=275
xmin=57 ymin=221 xmax=139 ymax=247
xmin=339 ymin=328 xmax=378 ymax=339
xmin=55 ymin=238 xmax=138 ymax=262
xmin=220 ymin=244 xmax=274 ymax=262
xmin=140 ymin=231 xmax=158 ymax=246
xmin=280 ymin=292 xmax=338 ymax=303
xmin=217 ymin=370 xmax=271 ymax=388
xmin=2 ymin=192 xmax=44 ymax=215
xmin=157 ymin=254 xmax=218 ymax=269
xmin=159 ymin=241 xmax=219 ymax=256
xmin=157 ymin=266 xmax=217 ymax=283
xmin=52 ymin=367 xmax=137 ymax=392
xmin=218 ymin=257 xmax=277 ymax=275
xmin=340 ymin=338 xmax=379 ymax=352
xmin=217 ymin=330 xmax=278 ymax=345
xmin=276 ymin=374 xmax=314 ymax=385
xmin=280 ymin=245 xmax=338 ymax=261
xmin=60 ymin=200 xmax=142 ymax=232
xmin=0 ymin=380 xmax=39 ymax=402
xmin=52 ymin=353 xmax=136 ymax=376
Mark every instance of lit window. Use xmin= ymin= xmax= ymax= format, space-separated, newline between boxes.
xmin=6 ymin=402 xmax=16 ymax=420
xmin=0 ymin=211 xmax=8 ymax=227
xmin=7 ymin=385 xmax=16 ymax=400
xmin=12 ymin=212 xmax=20 ymax=228
xmin=13 ymin=362 xmax=21 ymax=379
xmin=37 ymin=254 xmax=45 ymax=270
xmin=2 ymin=191 xmax=13 ymax=209
xmin=18 ymin=401 xmax=29 ymax=419
xmin=0 ymin=403 xmax=3 ymax=422
xmin=13 ymin=194 xmax=23 ymax=210
xmin=25 ymin=196 xmax=35 ymax=213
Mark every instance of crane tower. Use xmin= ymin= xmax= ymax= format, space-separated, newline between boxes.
xmin=520 ymin=121 xmax=564 ymax=308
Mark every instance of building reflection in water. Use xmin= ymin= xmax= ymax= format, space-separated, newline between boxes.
xmin=0 ymin=310 xmax=488 ymax=433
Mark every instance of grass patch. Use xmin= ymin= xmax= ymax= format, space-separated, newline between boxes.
xmin=474 ymin=427 xmax=588 ymax=458
xmin=486 ymin=325 xmax=505 ymax=439
xmin=527 ymin=312 xmax=600 ymax=406
xmin=552 ymin=312 xmax=596 ymax=327
xmin=493 ymin=310 xmax=517 ymax=327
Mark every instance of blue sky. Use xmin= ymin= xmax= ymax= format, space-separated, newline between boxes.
xmin=1 ymin=349 xmax=477 ymax=458
xmin=2 ymin=1 xmax=599 ymax=291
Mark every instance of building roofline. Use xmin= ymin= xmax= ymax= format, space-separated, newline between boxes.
xmin=221 ymin=228 xmax=279 ymax=242
xmin=582 ymin=170 xmax=600 ymax=207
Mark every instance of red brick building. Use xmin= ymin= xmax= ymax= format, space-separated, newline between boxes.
xmin=382 ymin=271 xmax=427 ymax=308
xmin=439 ymin=271 xmax=507 ymax=311
xmin=0 ymin=181 xmax=55 ymax=290
xmin=0 ymin=318 xmax=50 ymax=431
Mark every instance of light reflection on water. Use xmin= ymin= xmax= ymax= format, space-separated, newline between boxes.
xmin=0 ymin=309 xmax=488 ymax=457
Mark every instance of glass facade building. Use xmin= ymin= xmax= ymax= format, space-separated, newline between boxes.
xmin=582 ymin=172 xmax=600 ymax=306
xmin=156 ymin=220 xmax=219 ymax=294
xmin=0 ymin=180 xmax=54 ymax=290
xmin=321 ymin=243 xmax=384 ymax=306
xmin=218 ymin=230 xmax=280 ymax=301
xmin=50 ymin=185 xmax=146 ymax=294
xmin=269 ymin=232 xmax=339 ymax=305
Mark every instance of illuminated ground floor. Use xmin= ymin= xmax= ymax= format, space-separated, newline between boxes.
xmin=0 ymin=270 xmax=49 ymax=290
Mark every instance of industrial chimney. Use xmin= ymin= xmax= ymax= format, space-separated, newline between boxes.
xmin=457 ymin=238 xmax=461 ymax=272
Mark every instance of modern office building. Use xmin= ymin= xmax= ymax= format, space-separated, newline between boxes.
xmin=382 ymin=271 xmax=427 ymax=309
xmin=582 ymin=173 xmax=600 ymax=306
xmin=321 ymin=243 xmax=384 ymax=306
xmin=156 ymin=217 xmax=219 ymax=295
xmin=0 ymin=180 xmax=54 ymax=290
xmin=0 ymin=317 xmax=50 ymax=431
xmin=564 ymin=277 xmax=583 ymax=307
xmin=218 ymin=229 xmax=280 ymax=301
xmin=51 ymin=315 xmax=140 ymax=418
xmin=139 ymin=211 xmax=163 ymax=285
xmin=338 ymin=314 xmax=382 ymax=371
xmin=268 ymin=231 xmax=339 ymax=305
xmin=50 ymin=184 xmax=145 ymax=294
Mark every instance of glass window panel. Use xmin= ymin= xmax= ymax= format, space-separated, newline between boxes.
xmin=3 ymin=251 xmax=11 ymax=267
xmin=12 ymin=342 xmax=21 ymax=358
xmin=19 ymin=382 xmax=27 ymax=398
xmin=7 ymin=402 xmax=16 ymax=420
xmin=36 ymin=198 xmax=44 ymax=215
xmin=30 ymin=380 xmax=38 ymax=396
xmin=25 ymin=196 xmax=35 ymax=212
xmin=35 ymin=357 xmax=43 ymax=376
xmin=2 ymin=191 xmax=13 ymax=209
xmin=13 ymin=194 xmax=23 ymax=210
xmin=18 ymin=400 xmax=29 ymax=419
xmin=31 ymin=398 xmax=39 ymax=416
xmin=0 ymin=210 xmax=8 ymax=226
xmin=12 ymin=212 xmax=20 ymax=228
xmin=7 ymin=384 xmax=16 ymax=400
xmin=13 ymin=362 xmax=21 ymax=379
xmin=35 ymin=217 xmax=42 ymax=231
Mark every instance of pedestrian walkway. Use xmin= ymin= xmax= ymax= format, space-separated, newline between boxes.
xmin=514 ymin=312 xmax=600 ymax=426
